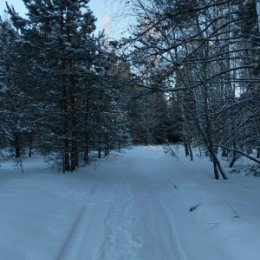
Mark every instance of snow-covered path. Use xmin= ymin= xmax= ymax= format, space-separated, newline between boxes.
xmin=57 ymin=146 xmax=183 ymax=260
xmin=0 ymin=146 xmax=260 ymax=260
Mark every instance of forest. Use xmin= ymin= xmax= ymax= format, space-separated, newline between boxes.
xmin=0 ymin=0 xmax=259 ymax=179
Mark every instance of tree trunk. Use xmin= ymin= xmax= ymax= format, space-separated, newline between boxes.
xmin=70 ymin=85 xmax=78 ymax=171
xmin=208 ymin=145 xmax=228 ymax=180
xmin=14 ymin=132 xmax=20 ymax=158
xmin=84 ymin=125 xmax=90 ymax=163
xmin=104 ymin=134 xmax=110 ymax=156
xmin=229 ymin=122 xmax=239 ymax=168
xmin=63 ymin=139 xmax=70 ymax=172
xmin=28 ymin=130 xmax=33 ymax=157
xmin=84 ymin=95 xmax=90 ymax=163
xmin=63 ymin=76 xmax=70 ymax=172
xmin=184 ymin=143 xmax=189 ymax=157
xmin=188 ymin=142 xmax=193 ymax=161
xmin=222 ymin=148 xmax=228 ymax=157
xmin=98 ymin=135 xmax=102 ymax=159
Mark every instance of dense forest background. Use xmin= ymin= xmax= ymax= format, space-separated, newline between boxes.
xmin=0 ymin=0 xmax=259 ymax=178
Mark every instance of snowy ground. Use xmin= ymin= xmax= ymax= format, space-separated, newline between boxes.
xmin=0 ymin=145 xmax=259 ymax=260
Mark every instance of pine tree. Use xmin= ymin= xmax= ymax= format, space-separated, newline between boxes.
xmin=0 ymin=17 xmax=33 ymax=159
xmin=7 ymin=0 xmax=103 ymax=171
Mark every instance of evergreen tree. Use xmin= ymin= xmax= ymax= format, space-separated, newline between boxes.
xmin=7 ymin=0 xmax=104 ymax=171
xmin=3 ymin=1 xmax=132 ymax=171
xmin=0 ymin=17 xmax=34 ymax=159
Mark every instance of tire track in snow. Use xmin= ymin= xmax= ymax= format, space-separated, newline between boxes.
xmin=97 ymin=184 xmax=142 ymax=260
xmin=55 ymin=146 xmax=190 ymax=260
xmin=55 ymin=171 xmax=141 ymax=260
xmin=56 ymin=205 xmax=88 ymax=260
xmin=144 ymin=179 xmax=190 ymax=260
xmin=131 ymin=171 xmax=190 ymax=260
xmin=55 ymin=195 xmax=116 ymax=260
xmin=158 ymin=199 xmax=190 ymax=260
xmin=55 ymin=171 xmax=114 ymax=260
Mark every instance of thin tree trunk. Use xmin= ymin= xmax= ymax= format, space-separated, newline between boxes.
xmin=184 ymin=143 xmax=189 ymax=157
xmin=105 ymin=134 xmax=109 ymax=156
xmin=188 ymin=141 xmax=193 ymax=161
xmin=98 ymin=135 xmax=102 ymax=159
xmin=63 ymin=134 xmax=70 ymax=172
xmin=84 ymin=142 xmax=89 ymax=163
xmin=222 ymin=147 xmax=228 ymax=157
xmin=28 ymin=130 xmax=33 ymax=158
xmin=60 ymin=8 xmax=70 ymax=173
xmin=63 ymin=72 xmax=70 ymax=172
xmin=14 ymin=132 xmax=20 ymax=158
xmin=70 ymin=72 xmax=78 ymax=172
xmin=84 ymin=95 xmax=90 ymax=163
xmin=229 ymin=121 xmax=238 ymax=168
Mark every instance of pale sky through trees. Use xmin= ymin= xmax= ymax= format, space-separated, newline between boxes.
xmin=0 ymin=0 xmax=129 ymax=39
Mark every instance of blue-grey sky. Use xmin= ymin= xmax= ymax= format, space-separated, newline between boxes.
xmin=0 ymin=0 xmax=131 ymax=38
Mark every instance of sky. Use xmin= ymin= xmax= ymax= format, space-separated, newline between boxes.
xmin=0 ymin=0 xmax=132 ymax=39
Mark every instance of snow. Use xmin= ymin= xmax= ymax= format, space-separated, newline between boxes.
xmin=0 ymin=146 xmax=259 ymax=260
